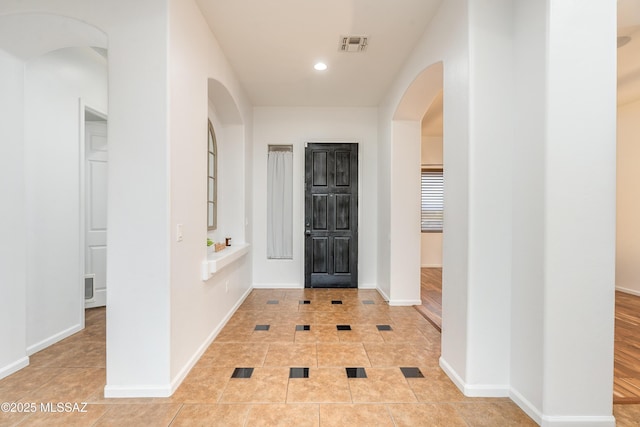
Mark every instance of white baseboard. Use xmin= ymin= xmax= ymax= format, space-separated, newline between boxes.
xmin=105 ymin=286 xmax=253 ymax=398
xmin=168 ymin=286 xmax=253 ymax=395
xmin=541 ymin=415 xmax=615 ymax=427
xmin=0 ymin=356 xmax=29 ymax=380
xmin=388 ymin=299 xmax=422 ymax=306
xmin=510 ymin=388 xmax=615 ymax=426
xmin=421 ymin=264 xmax=442 ymax=268
xmin=27 ymin=323 xmax=82 ymax=356
xmin=439 ymin=356 xmax=508 ymax=397
xmin=439 ymin=356 xmax=465 ymax=393
xmin=376 ymin=287 xmax=390 ymax=302
xmin=616 ymin=286 xmax=640 ymax=297
xmin=252 ymin=283 xmax=302 ymax=289
xmin=104 ymin=384 xmax=172 ymax=398
xmin=465 ymin=383 xmax=510 ymax=397
xmin=253 ymin=283 xmax=378 ymax=290
xmin=509 ymin=387 xmax=543 ymax=425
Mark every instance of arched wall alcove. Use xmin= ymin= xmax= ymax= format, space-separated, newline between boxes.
xmin=385 ymin=61 xmax=443 ymax=307
xmin=207 ymin=78 xmax=246 ymax=244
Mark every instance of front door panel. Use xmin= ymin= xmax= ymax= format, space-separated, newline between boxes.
xmin=305 ymin=143 xmax=358 ymax=288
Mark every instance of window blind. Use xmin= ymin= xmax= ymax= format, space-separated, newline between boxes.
xmin=421 ymin=168 xmax=443 ymax=232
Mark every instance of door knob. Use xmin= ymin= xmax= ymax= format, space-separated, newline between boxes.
xmin=305 ymin=230 xmax=311 ymax=236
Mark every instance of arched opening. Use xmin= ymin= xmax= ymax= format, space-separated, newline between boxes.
xmin=614 ymin=0 xmax=640 ymax=404
xmin=0 ymin=12 xmax=109 ymax=377
xmin=386 ymin=62 xmax=443 ymax=316
xmin=416 ymin=89 xmax=444 ymax=330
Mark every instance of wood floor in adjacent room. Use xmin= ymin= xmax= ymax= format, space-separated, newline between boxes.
xmin=415 ymin=268 xmax=443 ymax=332
xmin=614 ymin=290 xmax=640 ymax=404
xmin=417 ymin=267 xmax=640 ymax=412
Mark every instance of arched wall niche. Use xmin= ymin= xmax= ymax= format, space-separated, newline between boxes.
xmin=208 ymin=78 xmax=243 ymax=126
xmin=206 ymin=78 xmax=246 ymax=244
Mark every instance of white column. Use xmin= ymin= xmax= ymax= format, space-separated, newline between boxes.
xmin=389 ymin=120 xmax=422 ymax=305
xmin=105 ymin=4 xmax=172 ymax=397
xmin=542 ymin=0 xmax=616 ymax=424
xmin=510 ymin=0 xmax=616 ymax=424
xmin=463 ymin=0 xmax=514 ymax=394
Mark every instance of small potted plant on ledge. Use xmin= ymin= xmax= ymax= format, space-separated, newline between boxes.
xmin=207 ymin=237 xmax=226 ymax=253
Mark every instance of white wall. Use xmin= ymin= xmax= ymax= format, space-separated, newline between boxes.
xmin=390 ymin=120 xmax=422 ymax=304
xmin=0 ymin=1 xmax=174 ymax=396
xmin=421 ymin=136 xmax=443 ymax=165
xmin=24 ymin=46 xmax=107 ymax=353
xmin=0 ymin=0 xmax=253 ymax=397
xmin=421 ymin=135 xmax=443 ymax=268
xmin=617 ymin=98 xmax=640 ymax=296
xmin=0 ymin=49 xmax=27 ymax=378
xmin=168 ymin=0 xmax=253 ymax=389
xmin=252 ymin=107 xmax=378 ymax=288
xmin=379 ymin=0 xmax=471 ymax=376
xmin=465 ymin=0 xmax=513 ymax=394
xmin=381 ymin=0 xmax=617 ymax=425
xmin=510 ymin=0 xmax=617 ymax=424
xmin=510 ymin=0 xmax=546 ymax=414
xmin=542 ymin=1 xmax=616 ymax=422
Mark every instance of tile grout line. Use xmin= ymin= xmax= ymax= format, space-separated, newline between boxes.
xmin=385 ymin=403 xmax=398 ymax=427
xmin=165 ymin=403 xmax=184 ymax=427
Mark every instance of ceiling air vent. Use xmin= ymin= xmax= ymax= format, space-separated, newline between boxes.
xmin=339 ymin=35 xmax=368 ymax=52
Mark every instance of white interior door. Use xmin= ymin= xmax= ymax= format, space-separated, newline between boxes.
xmin=85 ymin=120 xmax=108 ymax=308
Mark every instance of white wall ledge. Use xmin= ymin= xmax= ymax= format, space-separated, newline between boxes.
xmin=202 ymin=243 xmax=250 ymax=281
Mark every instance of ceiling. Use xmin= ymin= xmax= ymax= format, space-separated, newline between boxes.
xmin=195 ymin=0 xmax=442 ymax=107
xmin=1 ymin=2 xmax=636 ymax=108
xmin=198 ymin=0 xmax=640 ymax=109
xmin=617 ymin=0 xmax=640 ymax=105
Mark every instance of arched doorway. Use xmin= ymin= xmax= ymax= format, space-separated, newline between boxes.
xmin=0 ymin=12 xmax=108 ymax=377
xmin=386 ymin=61 xmax=443 ymax=310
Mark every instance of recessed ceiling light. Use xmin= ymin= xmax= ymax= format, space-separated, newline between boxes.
xmin=314 ymin=62 xmax=327 ymax=71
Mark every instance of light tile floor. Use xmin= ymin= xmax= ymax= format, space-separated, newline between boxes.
xmin=0 ymin=288 xmax=637 ymax=426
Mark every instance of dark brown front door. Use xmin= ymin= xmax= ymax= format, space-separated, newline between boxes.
xmin=304 ymin=143 xmax=358 ymax=288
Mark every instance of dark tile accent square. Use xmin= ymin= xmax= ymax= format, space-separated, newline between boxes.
xmin=299 ymin=300 xmax=311 ymax=305
xmin=254 ymin=325 xmax=270 ymax=331
xmin=331 ymin=300 xmax=343 ymax=304
xmin=346 ymin=367 xmax=368 ymax=378
xmin=289 ymin=368 xmax=310 ymax=378
xmin=376 ymin=325 xmax=392 ymax=331
xmin=362 ymin=300 xmax=375 ymax=305
xmin=266 ymin=300 xmax=279 ymax=304
xmin=296 ymin=325 xmax=311 ymax=331
xmin=231 ymin=368 xmax=254 ymax=378
xmin=336 ymin=325 xmax=352 ymax=331
xmin=400 ymin=367 xmax=425 ymax=378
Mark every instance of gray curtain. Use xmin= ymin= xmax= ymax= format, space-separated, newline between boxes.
xmin=267 ymin=148 xmax=293 ymax=259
